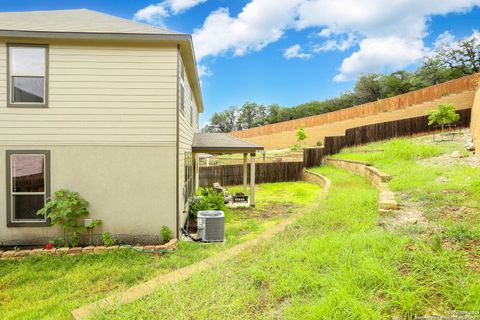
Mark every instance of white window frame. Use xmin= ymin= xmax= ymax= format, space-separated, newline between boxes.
xmin=7 ymin=43 xmax=48 ymax=108
xmin=6 ymin=150 xmax=50 ymax=227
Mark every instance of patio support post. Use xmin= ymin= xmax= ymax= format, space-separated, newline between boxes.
xmin=250 ymin=152 xmax=256 ymax=207
xmin=243 ymin=153 xmax=248 ymax=194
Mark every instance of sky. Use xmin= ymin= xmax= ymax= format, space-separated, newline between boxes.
xmin=1 ymin=0 xmax=480 ymax=125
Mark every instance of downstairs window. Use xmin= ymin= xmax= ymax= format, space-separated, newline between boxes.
xmin=6 ymin=151 xmax=50 ymax=227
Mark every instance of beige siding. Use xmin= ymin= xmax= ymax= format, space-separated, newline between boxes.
xmin=0 ymin=40 xmax=178 ymax=145
xmin=178 ymin=54 xmax=200 ymax=225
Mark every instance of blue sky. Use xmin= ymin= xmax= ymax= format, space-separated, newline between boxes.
xmin=1 ymin=1 xmax=479 ymax=125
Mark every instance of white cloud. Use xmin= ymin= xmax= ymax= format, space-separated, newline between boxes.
xmin=134 ymin=0 xmax=207 ymax=25
xmin=187 ymin=0 xmax=480 ymax=80
xmin=284 ymin=44 xmax=312 ymax=59
xmin=193 ymin=0 xmax=302 ymax=60
xmin=333 ymin=36 xmax=425 ymax=82
xmin=434 ymin=31 xmax=456 ymax=49
xmin=197 ymin=64 xmax=212 ymax=77
xmin=134 ymin=4 xmax=169 ymax=24
xmin=313 ymin=33 xmax=357 ymax=52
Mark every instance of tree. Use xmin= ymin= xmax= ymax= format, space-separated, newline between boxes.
xmin=427 ymin=104 xmax=460 ymax=132
xmin=379 ymin=71 xmax=414 ymax=97
xmin=296 ymin=125 xmax=308 ymax=144
xmin=433 ymin=34 xmax=480 ymax=75
xmin=238 ymin=102 xmax=267 ymax=129
xmin=354 ymin=73 xmax=383 ymax=104
xmin=207 ymin=106 xmax=238 ymax=132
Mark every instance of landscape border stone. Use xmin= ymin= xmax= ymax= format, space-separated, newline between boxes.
xmin=0 ymin=239 xmax=179 ymax=260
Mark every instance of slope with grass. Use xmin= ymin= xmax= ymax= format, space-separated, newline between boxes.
xmin=94 ymin=134 xmax=480 ymax=319
xmin=0 ymin=182 xmax=320 ymax=320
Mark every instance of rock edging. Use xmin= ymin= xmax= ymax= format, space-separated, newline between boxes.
xmin=325 ymin=158 xmax=398 ymax=213
xmin=0 ymin=239 xmax=179 ymax=259
xmin=304 ymin=169 xmax=332 ymax=192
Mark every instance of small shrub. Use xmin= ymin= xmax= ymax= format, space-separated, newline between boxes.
xmin=291 ymin=144 xmax=300 ymax=151
xmin=37 ymin=189 xmax=89 ymax=247
xmin=296 ymin=125 xmax=308 ymax=143
xmin=190 ymin=187 xmax=225 ymax=217
xmin=160 ymin=226 xmax=173 ymax=243
xmin=102 ymin=232 xmax=116 ymax=247
xmin=316 ymin=140 xmax=323 ymax=147
xmin=427 ymin=104 xmax=460 ymax=130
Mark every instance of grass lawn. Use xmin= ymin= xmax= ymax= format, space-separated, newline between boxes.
xmin=0 ymin=182 xmax=320 ymax=320
xmin=94 ymin=134 xmax=480 ymax=319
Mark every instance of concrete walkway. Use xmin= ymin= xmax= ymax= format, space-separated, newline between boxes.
xmin=71 ymin=177 xmax=331 ymax=320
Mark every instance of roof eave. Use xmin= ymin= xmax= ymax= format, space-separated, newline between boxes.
xmin=0 ymin=30 xmax=190 ymax=41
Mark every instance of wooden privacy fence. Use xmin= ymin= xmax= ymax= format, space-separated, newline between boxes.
xmin=324 ymin=108 xmax=472 ymax=155
xmin=231 ymin=74 xmax=479 ymax=139
xmin=304 ymin=108 xmax=472 ymax=166
xmin=199 ymin=161 xmax=304 ymax=187
xmin=303 ymin=147 xmax=325 ymax=168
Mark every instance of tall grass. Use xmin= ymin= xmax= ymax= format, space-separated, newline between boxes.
xmin=96 ymin=166 xmax=480 ymax=319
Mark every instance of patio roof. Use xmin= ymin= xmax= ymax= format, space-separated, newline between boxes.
xmin=192 ymin=133 xmax=264 ymax=154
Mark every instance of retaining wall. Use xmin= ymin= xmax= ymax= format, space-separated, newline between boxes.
xmin=325 ymin=158 xmax=397 ymax=212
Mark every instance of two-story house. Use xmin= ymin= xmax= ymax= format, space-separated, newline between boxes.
xmin=0 ymin=9 xmax=207 ymax=245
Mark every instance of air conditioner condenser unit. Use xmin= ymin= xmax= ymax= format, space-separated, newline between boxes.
xmin=197 ymin=210 xmax=225 ymax=242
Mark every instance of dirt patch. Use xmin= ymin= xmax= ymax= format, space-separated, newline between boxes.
xmin=437 ymin=206 xmax=477 ymax=222
xmin=379 ymin=194 xmax=430 ymax=231
xmin=419 ymin=152 xmax=478 ymax=168
xmin=236 ymin=203 xmax=298 ymax=220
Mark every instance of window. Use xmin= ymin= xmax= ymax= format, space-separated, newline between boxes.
xmin=179 ymin=61 xmax=186 ymax=113
xmin=7 ymin=44 xmax=48 ymax=107
xmin=184 ymin=152 xmax=194 ymax=202
xmin=190 ymin=95 xmax=194 ymax=126
xmin=6 ymin=151 xmax=50 ymax=226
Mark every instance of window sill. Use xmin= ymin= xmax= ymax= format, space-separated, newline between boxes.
xmin=7 ymin=103 xmax=48 ymax=108
xmin=7 ymin=220 xmax=51 ymax=228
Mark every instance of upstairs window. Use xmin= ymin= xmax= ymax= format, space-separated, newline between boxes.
xmin=8 ymin=44 xmax=48 ymax=107
xmin=6 ymin=151 xmax=50 ymax=227
xmin=179 ymin=61 xmax=186 ymax=113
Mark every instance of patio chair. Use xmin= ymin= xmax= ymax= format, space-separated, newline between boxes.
xmin=213 ymin=182 xmax=231 ymax=204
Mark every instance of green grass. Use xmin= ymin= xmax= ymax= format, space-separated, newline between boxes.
xmin=332 ymin=135 xmax=480 ymax=228
xmin=0 ymin=182 xmax=320 ymax=320
xmin=96 ymin=165 xmax=480 ymax=319
xmin=93 ymin=134 xmax=480 ymax=319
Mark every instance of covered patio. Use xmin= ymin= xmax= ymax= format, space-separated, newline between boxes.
xmin=192 ymin=133 xmax=264 ymax=206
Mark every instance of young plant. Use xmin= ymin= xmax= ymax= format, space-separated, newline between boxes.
xmin=160 ymin=225 xmax=173 ymax=243
xmin=427 ymin=103 xmax=460 ymax=132
xmin=85 ymin=219 xmax=102 ymax=246
xmin=37 ymin=190 xmax=89 ymax=247
xmin=102 ymin=232 xmax=116 ymax=247
xmin=296 ymin=125 xmax=308 ymax=145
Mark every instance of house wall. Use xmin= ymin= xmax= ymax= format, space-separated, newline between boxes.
xmin=0 ymin=145 xmax=176 ymax=245
xmin=177 ymin=53 xmax=200 ymax=228
xmin=0 ymin=38 xmax=180 ymax=244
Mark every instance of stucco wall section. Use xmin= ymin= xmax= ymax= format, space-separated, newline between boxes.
xmin=0 ymin=145 xmax=177 ymax=245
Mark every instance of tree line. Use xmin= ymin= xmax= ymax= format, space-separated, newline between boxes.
xmin=202 ymin=34 xmax=479 ymax=133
